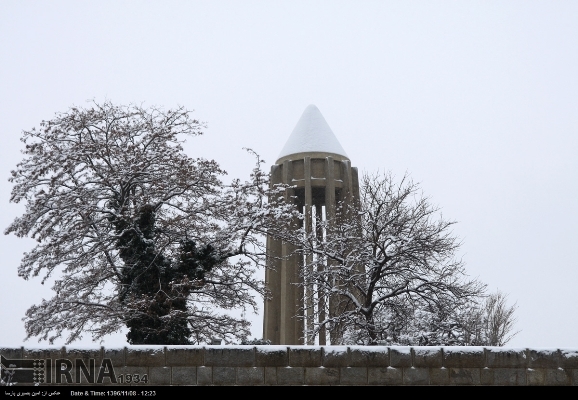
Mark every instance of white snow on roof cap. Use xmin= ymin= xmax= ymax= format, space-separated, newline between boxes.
xmin=277 ymin=104 xmax=348 ymax=160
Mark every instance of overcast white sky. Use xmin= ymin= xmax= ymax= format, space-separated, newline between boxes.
xmin=1 ymin=1 xmax=577 ymax=348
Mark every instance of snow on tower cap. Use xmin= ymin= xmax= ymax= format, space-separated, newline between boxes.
xmin=276 ymin=105 xmax=349 ymax=163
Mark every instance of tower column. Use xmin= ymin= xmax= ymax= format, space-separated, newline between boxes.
xmin=279 ymin=160 xmax=300 ymax=345
xmin=263 ymin=165 xmax=282 ymax=344
xmin=304 ymin=157 xmax=314 ymax=344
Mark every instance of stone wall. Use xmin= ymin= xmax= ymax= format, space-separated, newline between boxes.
xmin=1 ymin=346 xmax=577 ymax=385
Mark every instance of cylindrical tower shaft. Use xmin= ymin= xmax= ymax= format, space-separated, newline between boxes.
xmin=263 ymin=154 xmax=359 ymax=345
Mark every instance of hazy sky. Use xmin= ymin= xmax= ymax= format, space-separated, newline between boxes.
xmin=1 ymin=1 xmax=577 ymax=348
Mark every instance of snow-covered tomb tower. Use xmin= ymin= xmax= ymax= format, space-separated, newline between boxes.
xmin=263 ymin=105 xmax=359 ymax=345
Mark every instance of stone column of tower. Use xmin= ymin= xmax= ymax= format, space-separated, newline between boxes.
xmin=263 ymin=105 xmax=359 ymax=345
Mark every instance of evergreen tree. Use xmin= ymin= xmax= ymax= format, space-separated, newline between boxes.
xmin=112 ymin=204 xmax=221 ymax=344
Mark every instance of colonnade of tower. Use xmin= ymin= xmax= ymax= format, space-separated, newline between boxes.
xmin=263 ymin=105 xmax=359 ymax=345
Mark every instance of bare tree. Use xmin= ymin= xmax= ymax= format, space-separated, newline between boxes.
xmin=413 ymin=290 xmax=520 ymax=347
xmin=276 ymin=171 xmax=487 ymax=345
xmin=5 ymin=101 xmax=289 ymax=344
xmin=480 ymin=291 xmax=519 ymax=346
xmin=359 ymin=292 xmax=519 ymax=347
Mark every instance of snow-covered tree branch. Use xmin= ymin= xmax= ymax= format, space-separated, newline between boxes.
xmin=274 ymin=171 xmax=518 ymax=345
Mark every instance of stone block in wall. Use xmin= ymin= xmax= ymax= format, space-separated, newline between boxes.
xmin=205 ymin=346 xmax=255 ymax=367
xmin=171 ymin=366 xmax=197 ymax=385
xmin=367 ymin=367 xmax=402 ymax=385
xmin=276 ymin=367 xmax=304 ymax=385
xmin=304 ymin=367 xmax=339 ymax=385
xmin=213 ymin=366 xmax=236 ymax=385
xmin=480 ymin=367 xmax=492 ymax=385
xmin=449 ymin=368 xmax=481 ymax=385
xmin=103 ymin=348 xmax=126 ymax=369
xmin=288 ymin=347 xmax=321 ymax=367
xmin=527 ymin=349 xmax=560 ymax=369
xmin=502 ymin=368 xmax=527 ymax=386
xmin=349 ymin=347 xmax=389 ymax=367
xmin=390 ymin=347 xmax=412 ymax=368
xmin=323 ymin=346 xmax=349 ymax=367
xmin=125 ymin=346 xmax=165 ymax=367
xmin=403 ymin=367 xmax=429 ymax=385
xmin=165 ymin=347 xmax=204 ymax=366
xmin=413 ymin=347 xmax=442 ymax=368
xmin=430 ymin=368 xmax=450 ymax=385
xmin=236 ymin=367 xmax=264 ymax=385
xmin=483 ymin=368 xmax=526 ymax=385
xmin=255 ymin=346 xmax=287 ymax=367
xmin=149 ymin=367 xmax=171 ymax=385
xmin=526 ymin=368 xmax=544 ymax=385
xmin=443 ymin=347 xmax=485 ymax=368
xmin=543 ymin=368 xmax=571 ymax=385
xmin=197 ymin=366 xmax=213 ymax=385
xmin=264 ymin=367 xmax=277 ymax=385
xmin=340 ymin=367 xmax=367 ymax=385
xmin=485 ymin=348 xmax=526 ymax=368
xmin=560 ymin=349 xmax=578 ymax=369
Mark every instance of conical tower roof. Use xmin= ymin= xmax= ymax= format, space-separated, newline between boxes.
xmin=277 ymin=105 xmax=349 ymax=163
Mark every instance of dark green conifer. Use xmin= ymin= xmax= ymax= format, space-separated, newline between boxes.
xmin=115 ymin=205 xmax=219 ymax=344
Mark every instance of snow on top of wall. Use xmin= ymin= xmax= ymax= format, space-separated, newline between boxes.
xmin=255 ymin=345 xmax=291 ymax=354
xmin=277 ymin=105 xmax=348 ymax=161
xmin=126 ymin=345 xmax=165 ymax=353
xmin=323 ymin=346 xmax=349 ymax=356
xmin=560 ymin=349 xmax=578 ymax=357
xmin=347 ymin=345 xmax=412 ymax=354
xmin=442 ymin=346 xmax=486 ymax=354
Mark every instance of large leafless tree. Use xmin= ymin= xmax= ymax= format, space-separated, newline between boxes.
xmin=278 ymin=172 xmax=498 ymax=345
xmin=5 ymin=101 xmax=290 ymax=345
